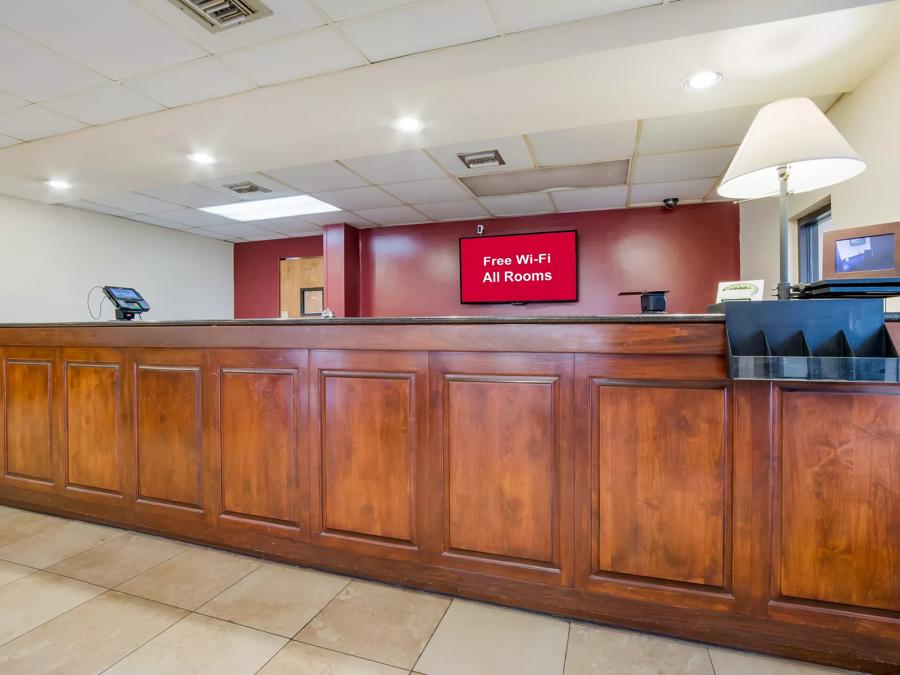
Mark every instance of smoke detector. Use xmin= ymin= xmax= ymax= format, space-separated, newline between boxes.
xmin=224 ymin=181 xmax=272 ymax=195
xmin=167 ymin=0 xmax=272 ymax=32
xmin=458 ymin=150 xmax=506 ymax=170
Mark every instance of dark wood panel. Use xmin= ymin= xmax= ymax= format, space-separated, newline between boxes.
xmin=581 ymin=374 xmax=730 ymax=591
xmin=3 ymin=359 xmax=53 ymax=484
xmin=310 ymin=350 xmax=427 ymax=559
xmin=63 ymin=349 xmax=125 ymax=497
xmin=429 ymin=352 xmax=574 ymax=585
xmin=135 ymin=362 xmax=202 ymax=510
xmin=779 ymin=388 xmax=900 ymax=613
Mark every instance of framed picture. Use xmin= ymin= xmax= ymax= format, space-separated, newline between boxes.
xmin=823 ymin=221 xmax=900 ymax=279
xmin=300 ymin=287 xmax=324 ymax=316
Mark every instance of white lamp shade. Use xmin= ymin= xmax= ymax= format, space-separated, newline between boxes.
xmin=717 ymin=97 xmax=865 ymax=199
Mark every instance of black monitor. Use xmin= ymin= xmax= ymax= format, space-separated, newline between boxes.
xmin=103 ymin=286 xmax=150 ymax=321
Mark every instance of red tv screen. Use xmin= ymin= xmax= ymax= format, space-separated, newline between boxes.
xmin=459 ymin=230 xmax=578 ymax=304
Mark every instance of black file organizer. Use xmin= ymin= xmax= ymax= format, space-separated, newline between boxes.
xmin=719 ymin=299 xmax=900 ymax=382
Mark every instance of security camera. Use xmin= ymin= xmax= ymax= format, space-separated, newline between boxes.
xmin=662 ymin=197 xmax=679 ymax=210
xmin=476 ymin=224 xmax=485 ymax=236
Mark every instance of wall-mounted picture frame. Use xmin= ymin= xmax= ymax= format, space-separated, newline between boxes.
xmin=823 ymin=221 xmax=900 ymax=279
xmin=300 ymin=287 xmax=324 ymax=316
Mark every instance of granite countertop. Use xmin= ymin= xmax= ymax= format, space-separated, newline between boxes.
xmin=0 ymin=314 xmax=726 ymax=328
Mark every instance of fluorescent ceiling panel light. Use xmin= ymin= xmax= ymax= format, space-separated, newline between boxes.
xmin=460 ymin=160 xmax=629 ymax=197
xmin=200 ymin=194 xmax=339 ymax=221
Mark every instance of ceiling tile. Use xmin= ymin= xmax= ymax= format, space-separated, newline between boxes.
xmin=220 ymin=26 xmax=367 ymax=87
xmin=137 ymin=183 xmax=237 ymax=208
xmin=86 ymin=192 xmax=178 ymax=214
xmin=0 ymin=133 xmax=20 ymax=149
xmin=41 ymin=84 xmax=163 ymax=126
xmin=127 ymin=214 xmax=194 ymax=230
xmin=312 ymin=186 xmax=400 ymax=210
xmin=155 ymin=208 xmax=234 ymax=228
xmin=381 ymin=177 xmax=470 ymax=204
xmin=0 ymin=90 xmax=27 ymax=114
xmin=529 ymin=121 xmax=637 ymax=166
xmin=205 ymin=222 xmax=286 ymax=240
xmin=428 ymin=136 xmax=534 ymax=176
xmin=552 ymin=185 xmax=628 ymax=212
xmin=0 ymin=105 xmax=85 ymax=141
xmin=198 ymin=173 xmax=299 ymax=201
xmin=264 ymin=161 xmax=368 ymax=192
xmin=490 ymin=0 xmax=658 ymax=33
xmin=0 ymin=0 xmax=208 ymax=80
xmin=317 ymin=0 xmax=416 ymax=21
xmin=479 ymin=192 xmax=554 ymax=217
xmin=639 ymin=106 xmax=758 ymax=155
xmin=248 ymin=216 xmax=323 ymax=235
xmin=301 ymin=210 xmax=375 ymax=227
xmin=416 ymin=200 xmax=489 ymax=221
xmin=183 ymin=228 xmax=240 ymax=241
xmin=67 ymin=200 xmax=133 ymax=217
xmin=340 ymin=0 xmax=498 ymax=62
xmin=0 ymin=26 xmax=109 ymax=101
xmin=133 ymin=0 xmax=325 ymax=54
xmin=341 ymin=150 xmax=446 ymax=184
xmin=632 ymin=147 xmax=736 ymax=184
xmin=354 ymin=205 xmax=428 ymax=225
xmin=124 ymin=57 xmax=254 ymax=108
xmin=630 ymin=179 xmax=716 ymax=205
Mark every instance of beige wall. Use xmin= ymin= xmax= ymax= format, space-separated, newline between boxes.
xmin=0 ymin=195 xmax=234 ymax=323
xmin=741 ymin=45 xmax=900 ymax=310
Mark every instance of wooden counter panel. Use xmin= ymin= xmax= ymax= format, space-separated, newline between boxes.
xmin=134 ymin=355 xmax=203 ymax=510
xmin=310 ymin=350 xmax=427 ymax=559
xmin=779 ymin=388 xmax=900 ymax=613
xmin=62 ymin=349 xmax=125 ymax=498
xmin=2 ymin=355 xmax=54 ymax=485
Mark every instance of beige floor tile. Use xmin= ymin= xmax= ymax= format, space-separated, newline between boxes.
xmin=415 ymin=599 xmax=569 ymax=675
xmin=198 ymin=562 xmax=349 ymax=637
xmin=0 ymin=560 xmax=32 ymax=589
xmin=259 ymin=641 xmax=409 ymax=675
xmin=0 ymin=571 xmax=103 ymax=645
xmin=0 ymin=519 xmax=125 ymax=568
xmin=0 ymin=590 xmax=186 ymax=674
xmin=116 ymin=546 xmax=261 ymax=610
xmin=708 ymin=647 xmax=858 ymax=674
xmin=564 ymin=623 xmax=714 ymax=675
xmin=297 ymin=580 xmax=450 ymax=669
xmin=105 ymin=613 xmax=287 ymax=674
xmin=0 ymin=509 xmax=63 ymax=547
xmin=47 ymin=532 xmax=187 ymax=587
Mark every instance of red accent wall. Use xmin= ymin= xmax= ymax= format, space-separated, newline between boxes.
xmin=359 ymin=203 xmax=739 ymax=316
xmin=234 ymin=236 xmax=323 ymax=318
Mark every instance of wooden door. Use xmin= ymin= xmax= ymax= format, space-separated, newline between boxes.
xmin=280 ymin=257 xmax=324 ymax=318
xmin=207 ymin=349 xmax=308 ymax=540
xmin=428 ymin=352 xmax=575 ymax=585
xmin=309 ymin=350 xmax=428 ymax=560
xmin=0 ymin=347 xmax=59 ymax=492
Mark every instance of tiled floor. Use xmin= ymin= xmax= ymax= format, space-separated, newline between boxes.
xmin=0 ymin=506 xmax=860 ymax=675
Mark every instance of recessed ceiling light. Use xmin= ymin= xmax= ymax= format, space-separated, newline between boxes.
xmin=45 ymin=179 xmax=71 ymax=190
xmin=682 ymin=70 xmax=722 ymax=91
xmin=391 ymin=116 xmax=425 ymax=133
xmin=187 ymin=152 xmax=218 ymax=165
xmin=200 ymin=195 xmax=340 ymax=221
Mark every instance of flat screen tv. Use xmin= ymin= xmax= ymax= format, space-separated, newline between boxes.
xmin=459 ymin=230 xmax=578 ymax=304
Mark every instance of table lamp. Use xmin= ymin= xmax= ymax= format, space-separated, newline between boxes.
xmin=717 ymin=97 xmax=865 ymax=300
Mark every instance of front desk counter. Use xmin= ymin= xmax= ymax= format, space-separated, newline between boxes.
xmin=1 ymin=315 xmax=898 ymax=672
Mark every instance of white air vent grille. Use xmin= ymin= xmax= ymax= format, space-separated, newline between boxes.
xmin=458 ymin=150 xmax=505 ymax=169
xmin=167 ymin=0 xmax=272 ymax=32
xmin=225 ymin=181 xmax=272 ymax=194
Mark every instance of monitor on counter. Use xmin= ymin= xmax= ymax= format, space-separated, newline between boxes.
xmin=459 ymin=230 xmax=578 ymax=304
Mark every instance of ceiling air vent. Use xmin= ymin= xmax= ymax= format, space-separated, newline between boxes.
xmin=167 ymin=0 xmax=272 ymax=32
xmin=458 ymin=149 xmax=505 ymax=170
xmin=224 ymin=181 xmax=272 ymax=195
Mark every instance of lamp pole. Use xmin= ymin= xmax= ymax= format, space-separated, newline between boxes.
xmin=777 ymin=165 xmax=791 ymax=301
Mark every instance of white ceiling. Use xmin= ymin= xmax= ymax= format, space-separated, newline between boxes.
xmin=60 ymin=94 xmax=840 ymax=242
xmin=0 ymin=0 xmax=896 ymax=242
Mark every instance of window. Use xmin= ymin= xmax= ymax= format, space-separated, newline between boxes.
xmin=798 ymin=205 xmax=831 ymax=284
